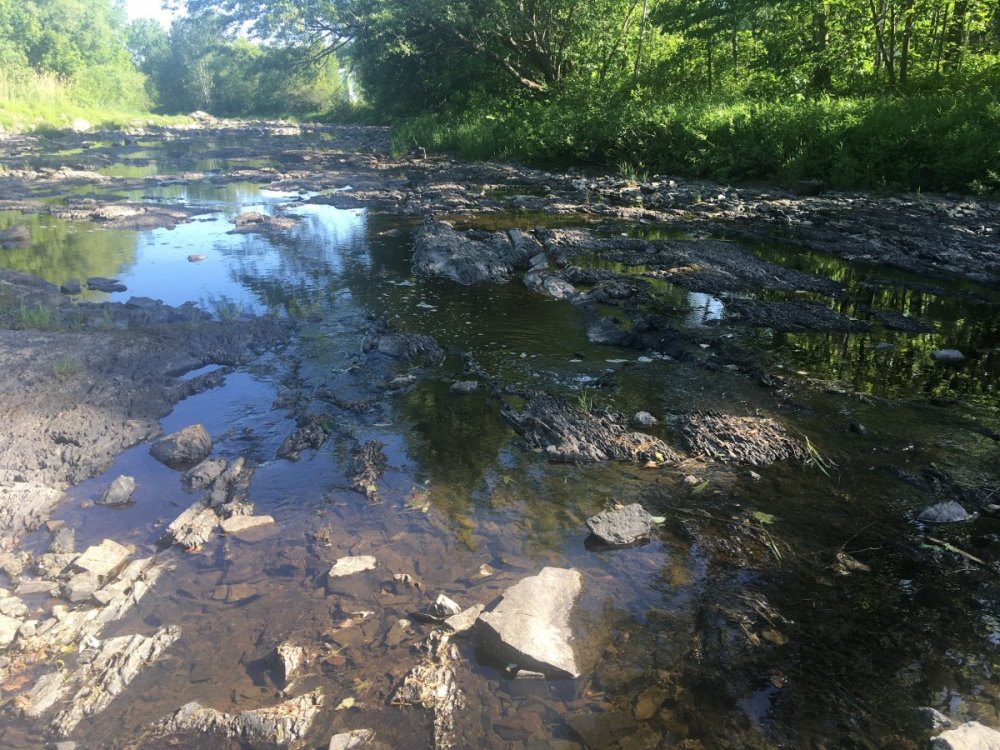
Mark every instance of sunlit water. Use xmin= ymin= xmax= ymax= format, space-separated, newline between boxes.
xmin=1 ymin=136 xmax=999 ymax=749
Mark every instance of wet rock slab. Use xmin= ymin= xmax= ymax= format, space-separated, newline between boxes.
xmin=476 ymin=566 xmax=582 ymax=678
xmin=412 ymin=221 xmax=539 ymax=284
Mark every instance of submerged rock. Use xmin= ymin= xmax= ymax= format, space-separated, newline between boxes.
xmin=678 ymin=411 xmax=808 ymax=466
xmin=52 ymin=626 xmax=181 ymax=735
xmin=220 ymin=514 xmax=274 ymax=535
xmin=152 ymin=690 xmax=323 ymax=746
xmin=59 ymin=279 xmax=82 ymax=295
xmin=97 ymin=475 xmax=136 ymax=506
xmin=0 ymin=223 xmax=30 ymax=248
xmin=918 ymin=501 xmax=974 ymax=524
xmin=329 ymin=555 xmax=378 ymax=578
xmin=412 ymin=221 xmax=537 ymax=285
xmin=476 ymin=567 xmax=582 ymax=678
xmin=450 ymin=380 xmax=479 ymax=394
xmin=150 ymin=424 xmax=213 ymax=469
xmin=390 ymin=629 xmax=459 ymax=749
xmin=931 ymin=721 xmax=1000 ymax=750
xmin=932 ymin=349 xmax=966 ymax=362
xmin=586 ymin=504 xmax=655 ymax=547
xmin=349 ymin=440 xmax=387 ymax=502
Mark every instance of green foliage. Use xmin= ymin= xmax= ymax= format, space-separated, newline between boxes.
xmin=394 ymin=86 xmax=1000 ymax=193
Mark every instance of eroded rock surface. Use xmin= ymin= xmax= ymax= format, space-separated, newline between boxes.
xmin=679 ymin=411 xmax=808 ymax=466
xmin=503 ymin=394 xmax=680 ymax=464
xmin=413 ymin=222 xmax=538 ymax=284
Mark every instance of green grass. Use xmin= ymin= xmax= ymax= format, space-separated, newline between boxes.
xmin=51 ymin=357 xmax=79 ymax=377
xmin=18 ymin=302 xmax=53 ymax=329
xmin=393 ymin=89 xmax=1000 ymax=194
xmin=0 ymin=69 xmax=189 ymax=134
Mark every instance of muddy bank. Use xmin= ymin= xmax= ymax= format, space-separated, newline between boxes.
xmin=0 ymin=271 xmax=290 ymax=538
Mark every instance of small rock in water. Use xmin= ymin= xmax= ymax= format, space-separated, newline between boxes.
xmin=918 ymin=501 xmax=974 ymax=524
xmin=633 ymin=411 xmax=658 ymax=428
xmin=49 ymin=526 xmax=75 ymax=554
xmin=444 ymin=604 xmax=485 ymax=634
xmin=187 ymin=254 xmax=207 ymax=262
xmin=268 ymin=642 xmax=304 ymax=685
xmin=97 ymin=475 xmax=136 ymax=506
xmin=586 ymin=504 xmax=655 ymax=547
xmin=150 ymin=424 xmax=213 ymax=469
xmin=329 ymin=555 xmax=377 ymax=578
xmin=633 ymin=685 xmax=670 ymax=721
xmin=60 ymin=279 xmax=82 ymax=295
xmin=932 ymin=721 xmax=1000 ymax=750
xmin=450 ymin=380 xmax=479 ymax=394
xmin=931 ymin=349 xmax=966 ymax=362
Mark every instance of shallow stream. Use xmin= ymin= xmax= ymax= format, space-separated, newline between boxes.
xmin=1 ymin=135 xmax=999 ymax=749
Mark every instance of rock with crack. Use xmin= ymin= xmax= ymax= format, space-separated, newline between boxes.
xmin=151 ymin=689 xmax=324 ymax=746
xmin=502 ymin=394 xmax=679 ymax=464
xmin=678 ymin=411 xmax=808 ymax=466
xmin=412 ymin=221 xmax=537 ymax=285
xmin=52 ymin=625 xmax=182 ymax=735
xmin=586 ymin=504 xmax=655 ymax=547
xmin=150 ymin=424 xmax=213 ymax=469
xmin=475 ymin=567 xmax=582 ymax=678
xmin=391 ymin=630 xmax=461 ymax=750
xmin=349 ymin=441 xmax=387 ymax=502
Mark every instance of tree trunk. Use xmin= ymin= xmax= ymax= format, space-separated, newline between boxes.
xmin=633 ymin=0 xmax=648 ymax=84
xmin=900 ymin=1 xmax=914 ymax=85
xmin=812 ymin=2 xmax=832 ymax=90
xmin=706 ymin=38 xmax=714 ymax=92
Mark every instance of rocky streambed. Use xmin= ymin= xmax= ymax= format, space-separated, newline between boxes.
xmin=0 ymin=119 xmax=998 ymax=750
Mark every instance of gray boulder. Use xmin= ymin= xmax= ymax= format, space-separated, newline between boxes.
xmin=524 ymin=270 xmax=577 ymax=300
xmin=919 ymin=501 xmax=974 ymax=524
xmin=60 ymin=279 xmax=82 ymax=295
xmin=150 ymin=424 xmax=212 ymax=469
xmin=476 ymin=567 xmax=582 ymax=678
xmin=633 ymin=411 xmax=658 ymax=427
xmin=932 ymin=349 xmax=966 ymax=362
xmin=97 ymin=475 xmax=136 ymax=506
xmin=586 ymin=504 xmax=655 ymax=547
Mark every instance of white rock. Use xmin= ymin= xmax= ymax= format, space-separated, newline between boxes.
xmin=329 ymin=730 xmax=376 ymax=750
xmin=932 ymin=721 xmax=1000 ymax=750
xmin=220 ymin=515 xmax=275 ymax=535
xmin=329 ymin=555 xmax=377 ymax=578
xmin=0 ymin=612 xmax=20 ymax=648
xmin=72 ymin=539 xmax=130 ymax=579
xmin=476 ymin=567 xmax=582 ymax=678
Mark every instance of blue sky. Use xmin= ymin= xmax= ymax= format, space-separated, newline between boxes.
xmin=125 ymin=0 xmax=182 ymax=27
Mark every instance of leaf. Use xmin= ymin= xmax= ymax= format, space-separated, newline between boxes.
xmin=335 ymin=696 xmax=356 ymax=710
xmin=692 ymin=481 xmax=710 ymax=494
xmin=753 ymin=511 xmax=776 ymax=525
xmin=655 ymin=451 xmax=666 ymax=463
xmin=650 ymin=515 xmax=666 ymax=524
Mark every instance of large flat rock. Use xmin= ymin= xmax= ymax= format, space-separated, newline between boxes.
xmin=932 ymin=721 xmax=1000 ymax=750
xmin=476 ymin=567 xmax=582 ymax=678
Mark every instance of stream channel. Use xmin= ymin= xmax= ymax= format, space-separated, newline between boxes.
xmin=0 ymin=124 xmax=999 ymax=749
